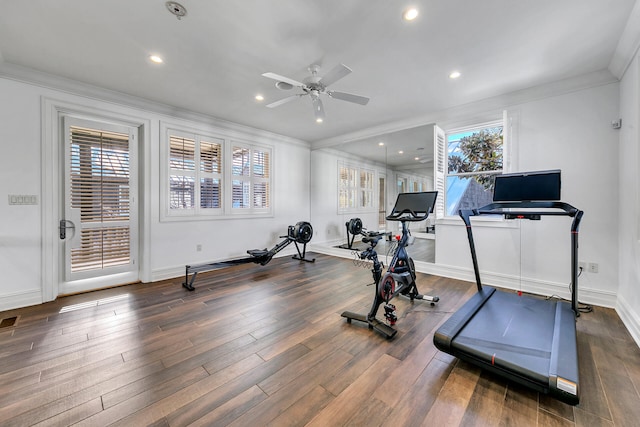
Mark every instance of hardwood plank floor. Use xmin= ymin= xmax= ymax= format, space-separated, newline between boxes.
xmin=1 ymin=253 xmax=639 ymax=426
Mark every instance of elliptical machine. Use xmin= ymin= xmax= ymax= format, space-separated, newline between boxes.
xmin=341 ymin=192 xmax=439 ymax=339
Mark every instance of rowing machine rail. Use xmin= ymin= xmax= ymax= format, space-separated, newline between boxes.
xmin=182 ymin=221 xmax=315 ymax=291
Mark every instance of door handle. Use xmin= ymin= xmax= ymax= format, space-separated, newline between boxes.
xmin=59 ymin=219 xmax=75 ymax=240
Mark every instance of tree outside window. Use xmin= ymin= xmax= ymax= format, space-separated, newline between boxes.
xmin=446 ymin=124 xmax=503 ymax=216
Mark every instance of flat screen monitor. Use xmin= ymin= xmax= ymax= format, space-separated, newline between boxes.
xmin=390 ymin=191 xmax=438 ymax=216
xmin=493 ymin=170 xmax=561 ymax=202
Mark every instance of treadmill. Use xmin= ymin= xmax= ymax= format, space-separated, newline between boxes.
xmin=433 ymin=170 xmax=583 ymax=405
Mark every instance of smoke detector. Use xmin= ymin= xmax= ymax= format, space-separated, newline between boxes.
xmin=166 ymin=1 xmax=187 ymax=20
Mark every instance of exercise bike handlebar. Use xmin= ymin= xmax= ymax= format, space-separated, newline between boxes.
xmin=386 ymin=208 xmax=431 ymax=222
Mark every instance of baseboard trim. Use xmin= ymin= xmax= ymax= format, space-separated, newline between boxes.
xmin=311 ymin=245 xmax=617 ymax=308
xmin=0 ymin=289 xmax=43 ymax=312
xmin=150 ymin=247 xmax=303 ymax=283
xmin=617 ymin=298 xmax=640 ymax=349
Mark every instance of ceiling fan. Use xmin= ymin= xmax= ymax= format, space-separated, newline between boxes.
xmin=261 ymin=63 xmax=370 ymax=123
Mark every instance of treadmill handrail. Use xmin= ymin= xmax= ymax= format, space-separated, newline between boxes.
xmin=476 ymin=201 xmax=579 ymax=217
xmin=459 ymin=200 xmax=584 ymax=315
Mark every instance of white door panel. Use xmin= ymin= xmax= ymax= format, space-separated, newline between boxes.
xmin=60 ymin=116 xmax=139 ymax=293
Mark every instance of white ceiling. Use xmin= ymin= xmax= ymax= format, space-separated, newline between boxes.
xmin=0 ymin=0 xmax=636 ymax=154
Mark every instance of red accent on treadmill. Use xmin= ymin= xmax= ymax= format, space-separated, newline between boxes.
xmin=491 ymin=354 xmax=496 ymax=365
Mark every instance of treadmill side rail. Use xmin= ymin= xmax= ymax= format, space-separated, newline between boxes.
xmin=434 ymin=286 xmax=496 ymax=350
xmin=549 ymin=301 xmax=580 ymax=405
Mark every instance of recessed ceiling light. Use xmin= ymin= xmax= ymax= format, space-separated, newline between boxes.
xmin=149 ymin=55 xmax=164 ymax=64
xmin=378 ymin=142 xmax=385 ymax=146
xmin=316 ymin=118 xmax=323 ymax=123
xmin=403 ymin=8 xmax=419 ymax=21
xmin=449 ymin=70 xmax=461 ymax=79
xmin=255 ymin=94 xmax=264 ymax=101
xmin=398 ymin=150 xmax=404 ymax=154
xmin=415 ymin=157 xmax=420 ymax=161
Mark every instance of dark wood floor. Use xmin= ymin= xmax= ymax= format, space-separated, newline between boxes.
xmin=1 ymin=253 xmax=639 ymax=426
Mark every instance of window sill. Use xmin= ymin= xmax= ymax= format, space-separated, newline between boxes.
xmin=160 ymin=211 xmax=274 ymax=222
xmin=436 ymin=216 xmax=519 ymax=229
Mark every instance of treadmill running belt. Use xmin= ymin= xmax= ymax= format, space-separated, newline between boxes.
xmin=453 ymin=291 xmax=557 ymax=385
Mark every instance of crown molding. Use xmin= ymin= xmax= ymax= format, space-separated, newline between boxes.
xmin=0 ymin=61 xmax=310 ymax=148
xmin=311 ymin=69 xmax=618 ymax=151
xmin=608 ymin=0 xmax=640 ymax=79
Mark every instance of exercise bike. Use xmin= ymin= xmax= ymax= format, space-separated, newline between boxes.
xmin=341 ymin=191 xmax=439 ymax=339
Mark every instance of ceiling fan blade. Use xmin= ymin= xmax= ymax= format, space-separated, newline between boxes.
xmin=319 ymin=63 xmax=352 ymax=87
xmin=266 ymin=94 xmax=301 ymax=108
xmin=261 ymin=72 xmax=305 ymax=88
xmin=312 ymin=96 xmax=325 ymax=122
xmin=327 ymin=90 xmax=370 ymax=105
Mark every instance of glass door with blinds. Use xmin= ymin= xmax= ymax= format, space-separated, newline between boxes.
xmin=61 ymin=117 xmax=138 ymax=290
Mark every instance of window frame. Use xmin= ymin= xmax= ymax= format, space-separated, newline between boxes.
xmin=435 ymin=115 xmax=510 ymax=220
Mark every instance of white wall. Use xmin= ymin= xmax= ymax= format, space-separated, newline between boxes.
xmin=0 ymin=78 xmax=44 ymax=309
xmin=617 ymin=52 xmax=640 ymax=344
xmin=0 ymin=73 xmax=310 ymax=311
xmin=436 ymin=83 xmax=620 ymax=307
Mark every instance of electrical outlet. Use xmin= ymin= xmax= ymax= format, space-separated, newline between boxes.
xmin=588 ymin=262 xmax=598 ymax=273
xmin=196 ymin=244 xmax=202 ymax=252
xmin=579 ymin=261 xmax=586 ymax=271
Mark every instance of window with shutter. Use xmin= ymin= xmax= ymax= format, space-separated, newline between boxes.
xmin=69 ymin=126 xmax=131 ymax=271
xmin=162 ymin=123 xmax=272 ymax=219
xmin=338 ymin=162 xmax=375 ymax=213
xmin=434 ymin=125 xmax=446 ymax=218
xmin=232 ymin=144 xmax=271 ymax=211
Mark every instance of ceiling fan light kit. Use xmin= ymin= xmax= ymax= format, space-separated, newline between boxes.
xmin=262 ymin=63 xmax=370 ymax=122
xmin=275 ymin=81 xmax=294 ymax=90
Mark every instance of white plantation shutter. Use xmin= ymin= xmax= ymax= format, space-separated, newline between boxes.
xmin=433 ymin=125 xmax=446 ymax=219
xmin=338 ymin=164 xmax=357 ymax=211
xmin=200 ymin=138 xmax=222 ymax=209
xmin=232 ymin=144 xmax=271 ymax=211
xmin=360 ymin=169 xmax=374 ymax=208
xmin=232 ymin=146 xmax=251 ymax=208
xmin=69 ymin=126 xmax=131 ymax=272
xmin=252 ymin=148 xmax=270 ymax=208
xmin=169 ymin=135 xmax=196 ymax=210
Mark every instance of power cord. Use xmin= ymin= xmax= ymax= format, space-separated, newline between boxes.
xmin=572 ymin=266 xmax=593 ymax=313
xmin=544 ymin=266 xmax=592 ymax=313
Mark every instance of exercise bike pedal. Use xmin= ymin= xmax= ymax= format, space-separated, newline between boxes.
xmin=419 ymin=294 xmax=439 ymax=305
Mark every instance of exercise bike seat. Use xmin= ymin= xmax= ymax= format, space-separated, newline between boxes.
xmin=362 ymin=235 xmax=382 ymax=245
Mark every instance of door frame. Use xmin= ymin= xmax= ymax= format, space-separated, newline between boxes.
xmin=41 ymin=97 xmax=151 ymax=300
